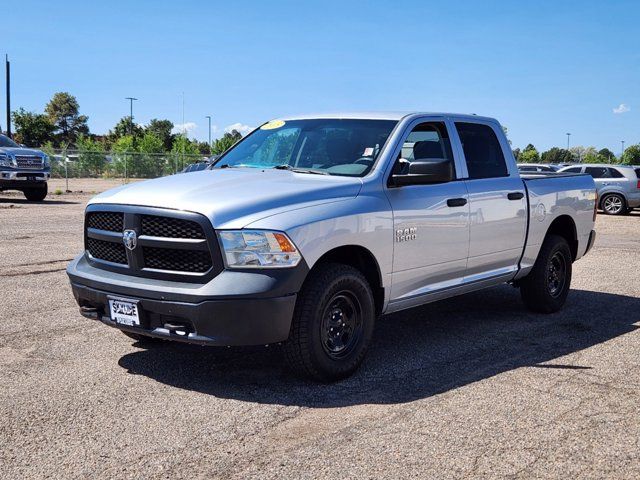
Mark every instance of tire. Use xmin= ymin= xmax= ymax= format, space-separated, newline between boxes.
xmin=600 ymin=193 xmax=626 ymax=215
xmin=23 ymin=184 xmax=48 ymax=201
xmin=520 ymin=234 xmax=572 ymax=313
xmin=283 ymin=263 xmax=376 ymax=382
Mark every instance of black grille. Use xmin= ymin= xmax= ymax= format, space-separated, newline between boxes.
xmin=87 ymin=238 xmax=127 ymax=265
xmin=141 ymin=215 xmax=204 ymax=239
xmin=143 ymin=247 xmax=212 ymax=273
xmin=87 ymin=212 xmax=123 ymax=232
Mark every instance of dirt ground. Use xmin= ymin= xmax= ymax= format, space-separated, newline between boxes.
xmin=1 ymin=179 xmax=639 ymax=479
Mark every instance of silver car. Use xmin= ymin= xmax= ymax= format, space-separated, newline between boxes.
xmin=558 ymin=164 xmax=640 ymax=215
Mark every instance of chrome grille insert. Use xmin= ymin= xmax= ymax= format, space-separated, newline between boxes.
xmin=15 ymin=155 xmax=44 ymax=169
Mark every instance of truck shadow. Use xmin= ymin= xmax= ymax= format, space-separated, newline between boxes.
xmin=0 ymin=197 xmax=79 ymax=205
xmin=118 ymin=287 xmax=639 ymax=407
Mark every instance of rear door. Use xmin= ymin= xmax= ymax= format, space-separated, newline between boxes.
xmin=453 ymin=120 xmax=527 ymax=282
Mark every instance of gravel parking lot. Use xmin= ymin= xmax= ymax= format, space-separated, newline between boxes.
xmin=1 ymin=180 xmax=639 ymax=479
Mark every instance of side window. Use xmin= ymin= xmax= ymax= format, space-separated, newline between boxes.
xmin=564 ymin=167 xmax=582 ymax=173
xmin=585 ymin=167 xmax=609 ymax=178
xmin=396 ymin=121 xmax=454 ymax=172
xmin=455 ymin=122 xmax=508 ymax=179
xmin=608 ymin=168 xmax=624 ymax=178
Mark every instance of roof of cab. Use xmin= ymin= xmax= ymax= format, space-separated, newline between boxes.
xmin=278 ymin=112 xmax=497 ymax=122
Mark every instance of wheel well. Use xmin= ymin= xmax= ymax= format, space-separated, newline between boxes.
xmin=312 ymin=245 xmax=384 ymax=315
xmin=546 ymin=215 xmax=578 ymax=260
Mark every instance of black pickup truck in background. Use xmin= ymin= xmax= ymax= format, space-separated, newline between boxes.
xmin=0 ymin=134 xmax=50 ymax=201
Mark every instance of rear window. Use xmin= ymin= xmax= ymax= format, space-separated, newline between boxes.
xmin=585 ymin=167 xmax=608 ymax=178
xmin=455 ymin=122 xmax=508 ymax=179
xmin=609 ymin=168 xmax=624 ymax=178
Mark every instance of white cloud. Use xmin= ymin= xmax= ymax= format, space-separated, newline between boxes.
xmin=224 ymin=123 xmax=253 ymax=136
xmin=172 ymin=122 xmax=198 ymax=135
xmin=613 ymin=103 xmax=630 ymax=114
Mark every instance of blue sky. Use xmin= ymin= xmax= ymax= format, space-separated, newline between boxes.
xmin=3 ymin=0 xmax=639 ymax=152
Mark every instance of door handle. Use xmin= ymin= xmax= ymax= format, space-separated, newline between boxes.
xmin=446 ymin=198 xmax=467 ymax=207
xmin=507 ymin=192 xmax=524 ymax=200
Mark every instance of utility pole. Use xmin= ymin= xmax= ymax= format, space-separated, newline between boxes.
xmin=125 ymin=97 xmax=137 ymax=135
xmin=621 ymin=140 xmax=625 ymax=156
xmin=206 ymin=115 xmax=212 ymax=146
xmin=566 ymin=133 xmax=571 ymax=151
xmin=5 ymin=55 xmax=11 ymax=138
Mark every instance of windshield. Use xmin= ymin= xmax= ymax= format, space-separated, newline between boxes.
xmin=0 ymin=134 xmax=19 ymax=148
xmin=213 ymin=119 xmax=397 ymax=176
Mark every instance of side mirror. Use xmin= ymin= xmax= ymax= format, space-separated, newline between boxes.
xmin=391 ymin=158 xmax=454 ymax=186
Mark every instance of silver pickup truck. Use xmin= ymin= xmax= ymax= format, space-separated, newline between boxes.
xmin=67 ymin=113 xmax=597 ymax=381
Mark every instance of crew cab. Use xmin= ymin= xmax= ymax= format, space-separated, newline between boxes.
xmin=67 ymin=113 xmax=597 ymax=381
xmin=0 ymin=134 xmax=50 ymax=201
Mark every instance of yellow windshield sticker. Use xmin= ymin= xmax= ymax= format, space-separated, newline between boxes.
xmin=261 ymin=120 xmax=285 ymax=130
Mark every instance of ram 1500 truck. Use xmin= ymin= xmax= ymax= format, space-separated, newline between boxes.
xmin=0 ymin=134 xmax=50 ymax=201
xmin=67 ymin=113 xmax=597 ymax=381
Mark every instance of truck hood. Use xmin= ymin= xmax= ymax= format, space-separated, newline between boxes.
xmin=0 ymin=147 xmax=45 ymax=156
xmin=90 ymin=168 xmax=363 ymax=228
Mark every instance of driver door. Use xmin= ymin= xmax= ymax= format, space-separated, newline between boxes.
xmin=385 ymin=119 xmax=470 ymax=305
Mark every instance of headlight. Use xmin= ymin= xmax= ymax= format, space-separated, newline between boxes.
xmin=43 ymin=154 xmax=50 ymax=167
xmin=218 ymin=230 xmax=301 ymax=268
xmin=0 ymin=153 xmax=14 ymax=167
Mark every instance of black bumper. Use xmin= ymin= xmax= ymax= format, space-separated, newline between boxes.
xmin=67 ymin=254 xmax=306 ymax=346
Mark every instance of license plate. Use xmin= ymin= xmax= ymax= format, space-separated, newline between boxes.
xmin=109 ymin=298 xmax=140 ymax=327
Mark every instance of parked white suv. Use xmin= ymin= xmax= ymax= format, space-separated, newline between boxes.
xmin=558 ymin=164 xmax=640 ymax=215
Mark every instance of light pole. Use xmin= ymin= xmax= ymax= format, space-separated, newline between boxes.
xmin=621 ymin=140 xmax=625 ymax=157
xmin=566 ymin=133 xmax=571 ymax=150
xmin=125 ymin=97 xmax=137 ymax=135
xmin=206 ymin=115 xmax=212 ymax=147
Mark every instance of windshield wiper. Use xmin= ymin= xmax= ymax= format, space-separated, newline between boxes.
xmin=272 ymin=164 xmax=330 ymax=175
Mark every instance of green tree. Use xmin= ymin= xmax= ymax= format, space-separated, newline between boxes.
xmin=512 ymin=148 xmax=521 ymax=161
xmin=11 ymin=108 xmax=55 ymax=147
xmin=597 ymin=148 xmax=616 ymax=163
xmin=195 ymin=141 xmax=211 ymax=155
xmin=519 ymin=144 xmax=540 ymax=163
xmin=621 ymin=145 xmax=640 ymax=165
xmin=170 ymin=135 xmax=201 ymax=173
xmin=211 ymin=130 xmax=242 ymax=155
xmin=541 ymin=147 xmax=573 ymax=164
xmin=145 ymin=119 xmax=174 ymax=151
xmin=137 ymin=132 xmax=166 ymax=177
xmin=110 ymin=135 xmax=136 ymax=178
xmin=75 ymin=134 xmax=107 ymax=176
xmin=44 ymin=92 xmax=89 ymax=145
xmin=109 ymin=116 xmax=143 ymax=143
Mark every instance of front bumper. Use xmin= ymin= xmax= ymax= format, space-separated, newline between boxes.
xmin=67 ymin=254 xmax=307 ymax=346
xmin=0 ymin=169 xmax=50 ymax=189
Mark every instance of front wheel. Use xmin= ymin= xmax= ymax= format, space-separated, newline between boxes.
xmin=520 ymin=234 xmax=572 ymax=313
xmin=283 ymin=263 xmax=376 ymax=382
xmin=23 ymin=184 xmax=48 ymax=201
xmin=600 ymin=193 xmax=626 ymax=215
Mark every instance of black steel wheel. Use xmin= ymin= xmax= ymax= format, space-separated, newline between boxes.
xmin=283 ymin=263 xmax=375 ymax=382
xmin=520 ymin=234 xmax=572 ymax=313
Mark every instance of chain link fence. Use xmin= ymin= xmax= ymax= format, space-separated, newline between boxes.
xmin=44 ymin=148 xmax=211 ymax=185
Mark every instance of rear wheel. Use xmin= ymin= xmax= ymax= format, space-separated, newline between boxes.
xmin=520 ymin=234 xmax=572 ymax=313
xmin=600 ymin=193 xmax=626 ymax=215
xmin=23 ymin=184 xmax=48 ymax=201
xmin=283 ymin=263 xmax=375 ymax=382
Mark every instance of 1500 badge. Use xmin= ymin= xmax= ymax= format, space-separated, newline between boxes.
xmin=396 ymin=227 xmax=417 ymax=242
